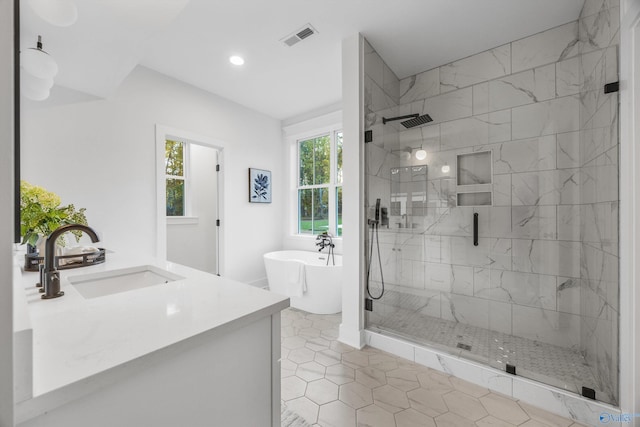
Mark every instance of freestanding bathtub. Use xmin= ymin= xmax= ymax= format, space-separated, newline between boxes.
xmin=264 ymin=250 xmax=342 ymax=314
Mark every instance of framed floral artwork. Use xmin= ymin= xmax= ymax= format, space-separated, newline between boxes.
xmin=249 ymin=168 xmax=272 ymax=203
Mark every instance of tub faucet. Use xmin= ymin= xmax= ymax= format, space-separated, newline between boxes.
xmin=42 ymin=224 xmax=100 ymax=300
xmin=315 ymin=232 xmax=335 ymax=265
xmin=315 ymin=232 xmax=334 ymax=251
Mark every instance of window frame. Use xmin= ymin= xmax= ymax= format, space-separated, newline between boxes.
xmin=295 ymin=129 xmax=343 ymax=237
xmin=165 ymin=139 xmax=191 ymax=218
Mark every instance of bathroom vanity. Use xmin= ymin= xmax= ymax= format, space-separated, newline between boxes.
xmin=13 ymin=251 xmax=289 ymax=427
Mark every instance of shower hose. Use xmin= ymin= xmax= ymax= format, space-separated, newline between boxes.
xmin=366 ymin=220 xmax=385 ymax=300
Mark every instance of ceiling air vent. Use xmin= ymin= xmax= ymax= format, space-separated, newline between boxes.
xmin=281 ymin=24 xmax=318 ymax=47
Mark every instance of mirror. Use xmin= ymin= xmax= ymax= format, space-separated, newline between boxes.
xmin=390 ymin=165 xmax=427 ymax=229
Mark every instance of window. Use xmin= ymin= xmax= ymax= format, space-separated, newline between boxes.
xmin=165 ymin=139 xmax=187 ymax=216
xmin=297 ymin=131 xmax=343 ymax=236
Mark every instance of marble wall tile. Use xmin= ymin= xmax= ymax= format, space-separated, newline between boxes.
xmin=556 ymin=57 xmax=580 ymax=96
xmin=399 ymin=123 xmax=440 ymax=153
xmin=512 ymin=305 xmax=581 ymax=349
xmin=474 ymin=269 xmax=558 ymax=311
xmin=441 ymin=116 xmax=489 ymax=150
xmin=473 ymin=83 xmax=489 ymax=115
xmin=488 ymin=207 xmax=514 ymax=239
xmin=441 ymin=293 xmax=489 ymax=329
xmin=493 ymin=135 xmax=556 ymax=174
xmin=511 ymin=206 xmax=557 ymax=239
xmin=581 ymin=242 xmax=618 ymax=285
xmin=511 ymin=22 xmax=580 ymax=73
xmin=364 ymin=42 xmax=384 ymax=89
xmin=425 ymin=262 xmax=452 ymax=292
xmin=580 ymin=202 xmax=618 ymax=246
xmin=450 ymin=237 xmax=489 ymax=267
xmin=412 ymin=260 xmax=426 ymax=289
xmin=511 ymin=170 xmax=557 ymax=206
xmin=424 ymin=207 xmax=485 ymax=237
xmin=399 ymin=235 xmax=425 ymax=262
xmin=400 ymin=68 xmax=439 ymax=104
xmin=424 ymin=87 xmax=473 ymax=124
xmin=580 ymin=6 xmax=620 ymax=54
xmin=489 ymin=238 xmax=513 ymax=270
xmin=493 ymin=174 xmax=511 ymax=206
xmin=473 ymin=268 xmax=490 ymax=296
xmin=488 ymin=65 xmax=555 ymax=112
xmin=365 ymin=75 xmax=398 ymax=114
xmin=367 ymin=175 xmax=391 ymax=214
xmin=451 ymin=265 xmax=474 ymax=296
xmin=449 ymin=237 xmax=511 ymax=270
xmin=556 ymin=131 xmax=580 ymax=169
xmin=579 ymin=89 xmax=606 ymax=130
xmin=580 ymin=127 xmax=615 ymax=166
xmin=383 ymin=62 xmax=400 ymax=104
xmin=427 ymin=179 xmax=456 ymax=209
xmin=485 ymin=110 xmax=511 ymax=143
xmin=557 ymin=205 xmax=581 ymax=241
xmin=557 ymin=277 xmax=581 ymax=315
xmin=580 ymin=0 xmax=609 ymax=19
xmin=441 ymin=293 xmax=512 ymax=334
xmin=580 ymin=49 xmax=606 ymax=93
xmin=511 ymin=378 xmax=619 ymax=425
xmin=592 ymin=94 xmax=617 ymax=130
xmin=512 ymin=239 xmax=581 ymax=278
xmin=366 ymin=143 xmax=392 ymax=179
xmin=440 ymin=236 xmax=452 ymax=264
xmin=604 ymin=45 xmax=618 ymax=84
xmin=579 ymin=163 xmax=618 ymax=204
xmin=413 ymin=348 xmax=514 ymax=397
xmin=440 ymin=44 xmax=511 ymax=92
xmin=424 ymin=236 xmax=442 ymax=263
xmin=512 ymin=95 xmax=580 ymax=140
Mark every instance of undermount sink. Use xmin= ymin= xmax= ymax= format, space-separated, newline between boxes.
xmin=68 ymin=265 xmax=185 ymax=299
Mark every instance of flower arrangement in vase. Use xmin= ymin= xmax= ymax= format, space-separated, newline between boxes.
xmin=20 ymin=180 xmax=88 ymax=253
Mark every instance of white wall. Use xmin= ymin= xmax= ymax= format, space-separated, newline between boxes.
xmin=339 ymin=34 xmax=366 ymax=349
xmin=1 ymin=0 xmax=15 ymax=424
xmin=21 ymin=66 xmax=284 ymax=285
xmin=619 ymin=0 xmax=640 ymax=418
xmin=167 ymin=144 xmax=218 ymax=274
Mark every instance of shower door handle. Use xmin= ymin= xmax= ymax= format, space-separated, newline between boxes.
xmin=473 ymin=213 xmax=479 ymax=246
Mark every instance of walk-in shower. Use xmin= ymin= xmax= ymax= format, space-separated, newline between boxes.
xmin=362 ymin=1 xmax=620 ymax=405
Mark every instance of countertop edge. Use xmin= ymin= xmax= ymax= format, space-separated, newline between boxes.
xmin=15 ymin=298 xmax=289 ymax=424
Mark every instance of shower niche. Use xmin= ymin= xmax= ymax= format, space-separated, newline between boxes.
xmin=456 ymin=151 xmax=492 ymax=206
xmin=390 ymin=165 xmax=427 ymax=229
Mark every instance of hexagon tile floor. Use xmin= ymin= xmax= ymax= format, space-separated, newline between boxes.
xmin=280 ymin=308 xmax=588 ymax=427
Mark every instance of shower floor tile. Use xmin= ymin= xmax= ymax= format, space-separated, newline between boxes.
xmin=367 ymin=306 xmax=615 ymax=404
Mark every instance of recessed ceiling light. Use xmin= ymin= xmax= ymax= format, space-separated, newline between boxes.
xmin=229 ymin=56 xmax=244 ymax=66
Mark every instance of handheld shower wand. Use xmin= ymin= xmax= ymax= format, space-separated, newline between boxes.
xmin=366 ymin=198 xmax=385 ymax=300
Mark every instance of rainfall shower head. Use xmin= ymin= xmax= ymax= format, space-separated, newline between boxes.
xmin=382 ymin=113 xmax=433 ymax=128
xmin=401 ymin=114 xmax=433 ymax=128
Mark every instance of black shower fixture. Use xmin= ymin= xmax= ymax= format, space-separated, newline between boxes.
xmin=382 ymin=114 xmax=418 ymax=124
xmin=401 ymin=114 xmax=433 ymax=128
xmin=382 ymin=113 xmax=433 ymax=129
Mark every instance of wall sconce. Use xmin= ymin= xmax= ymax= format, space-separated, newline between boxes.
xmin=392 ymin=146 xmax=428 ymax=161
xmin=21 ymin=36 xmax=58 ymax=79
xmin=21 ymin=70 xmax=53 ymax=101
xmin=21 ymin=36 xmax=57 ymax=101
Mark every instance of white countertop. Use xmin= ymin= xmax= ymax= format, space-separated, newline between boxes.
xmin=13 ymin=251 xmax=289 ymax=422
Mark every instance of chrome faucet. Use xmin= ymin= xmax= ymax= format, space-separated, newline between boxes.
xmin=42 ymin=224 xmax=100 ymax=300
